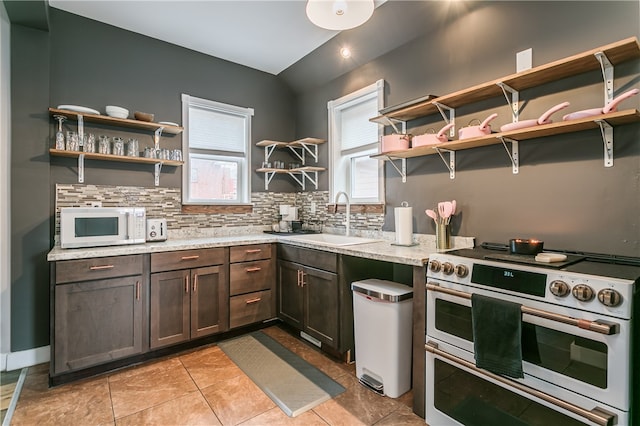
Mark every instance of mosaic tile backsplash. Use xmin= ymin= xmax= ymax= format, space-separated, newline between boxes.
xmin=54 ymin=184 xmax=385 ymax=239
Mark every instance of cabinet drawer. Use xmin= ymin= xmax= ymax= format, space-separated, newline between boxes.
xmin=151 ymin=248 xmax=226 ymax=273
xmin=278 ymin=244 xmax=337 ymax=273
xmin=230 ymin=259 xmax=274 ymax=295
xmin=56 ymin=255 xmax=143 ymax=284
xmin=229 ymin=290 xmax=273 ymax=328
xmin=230 ymin=244 xmax=272 ymax=263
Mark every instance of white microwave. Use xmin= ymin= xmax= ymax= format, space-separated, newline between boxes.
xmin=60 ymin=207 xmax=146 ymax=249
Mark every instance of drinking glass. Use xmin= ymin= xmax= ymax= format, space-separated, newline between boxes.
xmin=98 ymin=135 xmax=111 ymax=155
xmin=54 ymin=115 xmax=66 ymax=150
xmin=66 ymin=131 xmax=79 ymax=151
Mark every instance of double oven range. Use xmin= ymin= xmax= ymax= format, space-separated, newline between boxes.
xmin=425 ymin=246 xmax=640 ymax=426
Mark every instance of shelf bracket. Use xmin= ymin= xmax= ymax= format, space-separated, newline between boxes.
xmin=381 ymin=115 xmax=406 ymax=135
xmin=154 ymin=127 xmax=164 ymax=151
xmin=292 ymin=141 xmax=319 ymax=163
xmin=299 ymin=170 xmax=319 ymax=189
xmin=264 ymin=171 xmax=276 ymax=190
xmin=434 ymin=148 xmax=455 ymax=179
xmin=433 ymin=102 xmax=456 ymax=138
xmin=498 ymin=136 xmax=520 ymax=174
xmin=78 ymin=153 xmax=85 ymax=183
xmin=264 ymin=144 xmax=278 ymax=162
xmin=594 ymin=51 xmax=614 ymax=105
xmin=154 ymin=162 xmax=162 ymax=186
xmin=288 ymin=171 xmax=305 ymax=190
xmin=595 ymin=119 xmax=614 ymax=167
xmin=497 ymin=82 xmax=519 ymax=123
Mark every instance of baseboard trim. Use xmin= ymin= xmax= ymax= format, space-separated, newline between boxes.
xmin=4 ymin=345 xmax=49 ymax=371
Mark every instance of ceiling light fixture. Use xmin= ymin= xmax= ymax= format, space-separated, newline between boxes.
xmin=340 ymin=47 xmax=352 ymax=58
xmin=306 ymin=0 xmax=375 ymax=31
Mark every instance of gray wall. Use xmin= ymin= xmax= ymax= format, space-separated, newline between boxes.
xmin=292 ymin=1 xmax=640 ymax=256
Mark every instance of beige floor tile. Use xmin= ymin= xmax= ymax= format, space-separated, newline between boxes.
xmin=11 ymin=375 xmax=113 ymax=426
xmin=331 ymin=374 xmax=400 ymax=425
xmin=373 ymin=404 xmax=425 ymax=425
xmin=312 ymin=399 xmax=366 ymax=426
xmin=109 ymin=357 xmax=198 ymax=419
xmin=116 ymin=390 xmax=220 ymax=426
xmin=201 ymin=374 xmax=275 ymax=425
xmin=240 ymin=406 xmax=328 ymax=425
xmin=180 ymin=345 xmax=243 ymax=389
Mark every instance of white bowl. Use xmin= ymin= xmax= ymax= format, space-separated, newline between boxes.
xmin=105 ymin=105 xmax=129 ymax=119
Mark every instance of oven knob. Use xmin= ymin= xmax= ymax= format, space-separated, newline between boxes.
xmin=549 ymin=280 xmax=570 ymax=297
xmin=597 ymin=288 xmax=623 ymax=307
xmin=428 ymin=260 xmax=441 ymax=273
xmin=572 ymin=284 xmax=595 ymax=302
xmin=454 ymin=264 xmax=468 ymax=278
xmin=442 ymin=262 xmax=455 ymax=275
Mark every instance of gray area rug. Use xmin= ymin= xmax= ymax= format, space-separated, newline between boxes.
xmin=218 ymin=331 xmax=345 ymax=417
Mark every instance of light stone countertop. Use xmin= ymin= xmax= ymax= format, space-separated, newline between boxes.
xmin=47 ymin=231 xmax=475 ymax=266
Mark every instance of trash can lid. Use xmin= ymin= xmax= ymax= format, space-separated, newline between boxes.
xmin=351 ymin=279 xmax=412 ymax=302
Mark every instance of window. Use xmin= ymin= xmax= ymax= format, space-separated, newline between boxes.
xmin=328 ymin=79 xmax=384 ymax=204
xmin=182 ymin=94 xmax=253 ymax=204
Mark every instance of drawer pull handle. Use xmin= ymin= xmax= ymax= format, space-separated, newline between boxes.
xmin=193 ymin=274 xmax=198 ymax=293
xmin=181 ymin=255 xmax=200 ymax=260
xmin=89 ymin=264 xmax=114 ymax=270
xmin=245 ymin=297 xmax=262 ymax=304
xmin=245 ymin=267 xmax=262 ymax=272
xmin=185 ymin=275 xmax=190 ymax=293
xmin=135 ymin=281 xmax=140 ymax=301
xmin=245 ymin=249 xmax=262 ymax=254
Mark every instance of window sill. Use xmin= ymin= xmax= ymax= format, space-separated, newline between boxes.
xmin=182 ymin=204 xmax=253 ymax=214
xmin=327 ymin=203 xmax=384 ymax=214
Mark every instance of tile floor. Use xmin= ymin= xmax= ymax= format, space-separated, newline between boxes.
xmin=9 ymin=326 xmax=425 ymax=425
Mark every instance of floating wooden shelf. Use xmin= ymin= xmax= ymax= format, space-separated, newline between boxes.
xmin=49 ymin=108 xmax=184 ymax=134
xmin=49 ymin=149 xmax=184 ymax=166
xmin=371 ymin=109 xmax=640 ymax=159
xmin=371 ymin=37 xmax=640 ymax=124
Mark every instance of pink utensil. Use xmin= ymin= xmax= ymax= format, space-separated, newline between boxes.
xmin=500 ymin=101 xmax=570 ymax=132
xmin=412 ymin=123 xmax=455 ymax=147
xmin=563 ymin=88 xmax=639 ymax=121
xmin=425 ymin=209 xmax=438 ymax=223
xmin=458 ymin=113 xmax=498 ymax=140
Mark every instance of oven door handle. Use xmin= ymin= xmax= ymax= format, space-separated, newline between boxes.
xmin=426 ymin=282 xmax=619 ymax=335
xmin=425 ymin=341 xmax=618 ymax=426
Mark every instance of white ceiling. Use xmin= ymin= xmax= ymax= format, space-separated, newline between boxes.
xmin=48 ymin=0 xmax=384 ymax=75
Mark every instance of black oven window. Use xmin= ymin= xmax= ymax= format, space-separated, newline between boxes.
xmin=434 ymin=299 xmax=608 ymax=388
xmin=74 ymin=217 xmax=119 ymax=237
xmin=433 ymin=359 xmax=587 ymax=426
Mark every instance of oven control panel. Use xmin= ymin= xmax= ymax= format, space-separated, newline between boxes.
xmin=426 ymin=253 xmax=634 ymax=319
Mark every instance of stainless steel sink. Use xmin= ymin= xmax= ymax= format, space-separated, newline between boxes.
xmin=281 ymin=233 xmax=381 ymax=247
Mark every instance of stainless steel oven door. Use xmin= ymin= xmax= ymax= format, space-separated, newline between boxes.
xmin=426 ymin=279 xmax=630 ymax=412
xmin=425 ymin=340 xmax=625 ymax=426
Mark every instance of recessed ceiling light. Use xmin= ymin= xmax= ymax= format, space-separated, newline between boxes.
xmin=340 ymin=47 xmax=352 ymax=58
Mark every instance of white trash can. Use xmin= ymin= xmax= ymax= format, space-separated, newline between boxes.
xmin=351 ymin=279 xmax=413 ymax=398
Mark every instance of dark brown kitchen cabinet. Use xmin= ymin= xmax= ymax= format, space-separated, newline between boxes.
xmin=278 ymin=246 xmax=339 ymax=350
xmin=150 ymin=248 xmax=228 ymax=349
xmin=51 ymin=255 xmax=147 ymax=376
xmin=229 ymin=244 xmax=276 ymax=328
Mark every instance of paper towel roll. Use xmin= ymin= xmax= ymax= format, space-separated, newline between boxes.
xmin=395 ymin=204 xmax=413 ymax=245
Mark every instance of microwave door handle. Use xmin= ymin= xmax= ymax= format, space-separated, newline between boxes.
xmin=124 ymin=212 xmax=130 ymax=240
xmin=425 ymin=341 xmax=617 ymax=426
xmin=426 ymin=282 xmax=619 ymax=335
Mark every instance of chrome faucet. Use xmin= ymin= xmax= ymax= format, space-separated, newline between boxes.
xmin=334 ymin=191 xmax=350 ymax=236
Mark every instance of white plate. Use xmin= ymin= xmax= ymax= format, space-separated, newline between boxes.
xmin=57 ymin=105 xmax=100 ymax=115
xmin=158 ymin=121 xmax=179 ymax=127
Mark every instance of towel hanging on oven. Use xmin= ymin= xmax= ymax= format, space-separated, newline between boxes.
xmin=471 ymin=293 xmax=524 ymax=378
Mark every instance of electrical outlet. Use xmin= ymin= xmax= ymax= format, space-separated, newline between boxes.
xmin=517 ymin=48 xmax=532 ymax=72
xmin=90 ymin=201 xmax=102 ymax=208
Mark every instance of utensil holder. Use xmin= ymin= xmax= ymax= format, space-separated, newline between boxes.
xmin=436 ymin=223 xmax=450 ymax=250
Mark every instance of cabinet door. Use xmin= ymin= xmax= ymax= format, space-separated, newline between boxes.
xmin=150 ymin=270 xmax=190 ymax=349
xmin=191 ymin=265 xmax=229 ymax=338
xmin=278 ymin=260 xmax=304 ymax=329
xmin=54 ymin=276 xmax=144 ymax=374
xmin=303 ymin=265 xmax=339 ymax=349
